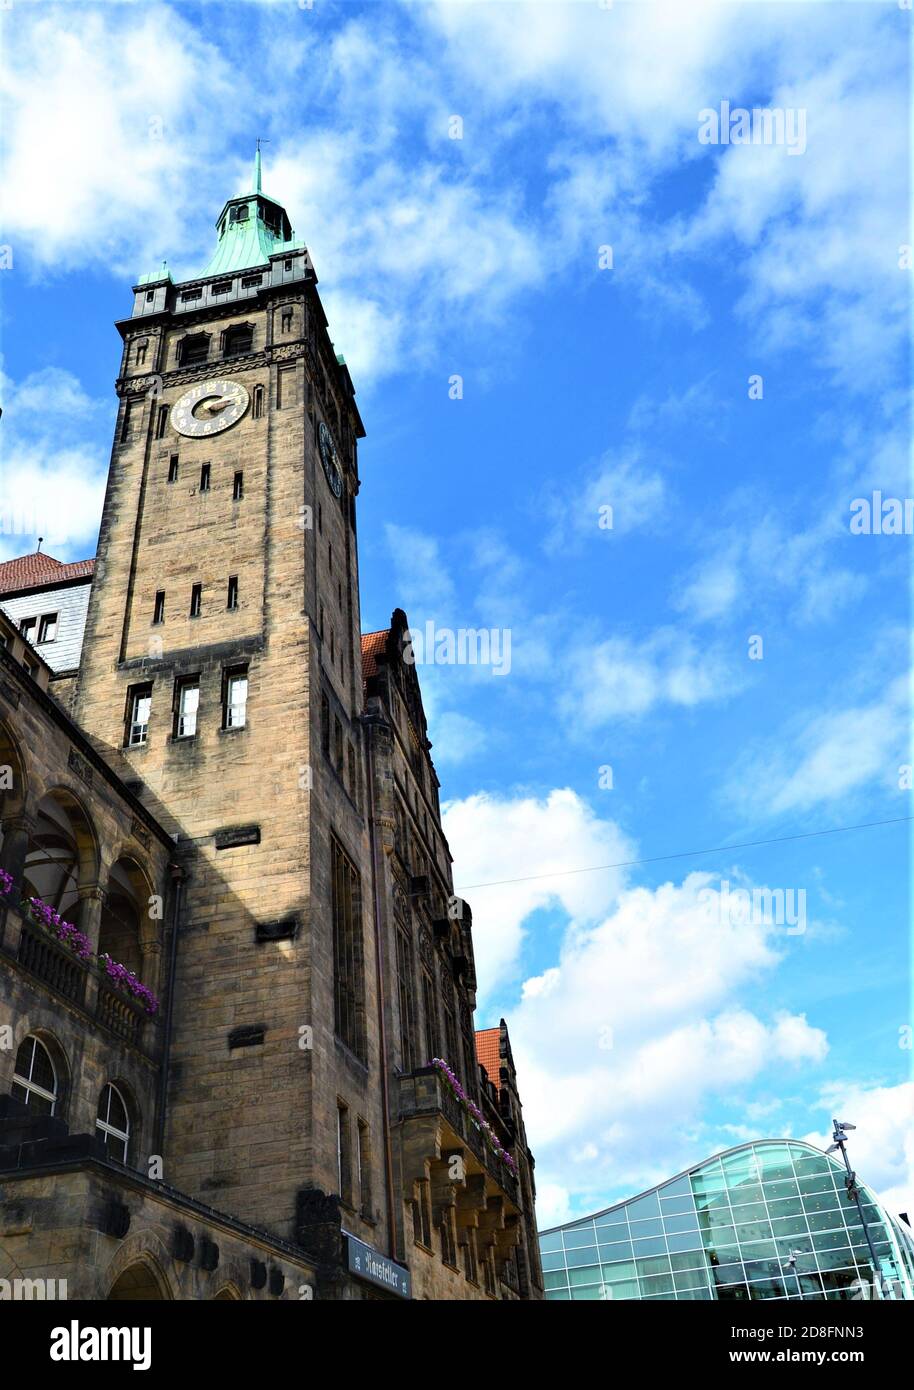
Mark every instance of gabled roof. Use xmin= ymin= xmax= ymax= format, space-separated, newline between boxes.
xmin=475 ymin=1027 xmax=502 ymax=1092
xmin=361 ymin=628 xmax=390 ymax=683
xmin=0 ymin=551 xmax=95 ymax=597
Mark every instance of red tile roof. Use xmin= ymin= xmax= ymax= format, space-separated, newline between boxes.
xmin=0 ymin=551 xmax=95 ymax=597
xmin=475 ymin=1028 xmax=502 ymax=1091
xmin=361 ymin=628 xmax=389 ymax=682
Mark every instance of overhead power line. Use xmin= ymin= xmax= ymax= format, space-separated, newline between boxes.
xmin=454 ymin=813 xmax=913 ymax=892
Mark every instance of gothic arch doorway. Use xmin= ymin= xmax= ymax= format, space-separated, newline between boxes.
xmin=107 ymin=1260 xmax=170 ymax=1301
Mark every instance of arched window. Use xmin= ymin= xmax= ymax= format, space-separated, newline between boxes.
xmin=178 ymin=333 xmax=209 ymax=367
xmin=99 ymin=859 xmax=147 ymax=978
xmin=96 ymin=1083 xmax=130 ymax=1163
xmin=23 ymin=793 xmax=94 ymax=919
xmin=223 ymin=324 xmax=253 ymax=359
xmin=11 ymin=1035 xmax=58 ymax=1114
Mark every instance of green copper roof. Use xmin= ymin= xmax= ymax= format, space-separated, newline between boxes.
xmin=137 ymin=259 xmax=172 ymax=286
xmin=138 ymin=151 xmax=304 ymax=286
xmin=196 ymin=148 xmax=303 ymax=279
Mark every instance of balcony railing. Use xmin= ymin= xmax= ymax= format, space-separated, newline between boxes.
xmin=96 ymin=979 xmax=147 ymax=1047
xmin=398 ymin=1065 xmax=519 ymax=1204
xmin=17 ymin=917 xmax=88 ymax=1007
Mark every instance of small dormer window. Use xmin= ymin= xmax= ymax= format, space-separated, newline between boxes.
xmin=212 ymin=280 xmax=231 ymax=296
xmin=181 ymin=288 xmax=202 ymax=304
xmin=145 ymin=290 xmax=154 ymax=303
xmin=230 ymin=204 xmax=249 ymax=224
xmin=241 ymin=274 xmax=262 ymax=290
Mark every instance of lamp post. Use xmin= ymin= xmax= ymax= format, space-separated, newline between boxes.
xmin=826 ymin=1119 xmax=886 ymax=1300
xmin=783 ymin=1249 xmax=803 ymax=1299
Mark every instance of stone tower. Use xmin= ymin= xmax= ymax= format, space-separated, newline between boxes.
xmin=61 ymin=153 xmax=543 ymax=1299
xmin=72 ymin=151 xmax=379 ymax=1245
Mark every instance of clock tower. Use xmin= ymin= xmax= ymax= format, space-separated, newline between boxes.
xmin=59 ymin=152 xmax=543 ymax=1300
xmin=72 ymin=150 xmax=376 ymax=1242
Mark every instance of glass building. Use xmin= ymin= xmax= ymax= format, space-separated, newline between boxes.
xmin=539 ymin=1140 xmax=914 ymax=1301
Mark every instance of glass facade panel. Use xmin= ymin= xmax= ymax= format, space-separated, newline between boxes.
xmin=539 ymin=1140 xmax=914 ymax=1302
xmin=666 ymin=1230 xmax=704 ymax=1253
xmin=663 ymin=1213 xmax=700 ymax=1235
xmin=640 ymin=1271 xmax=675 ymax=1294
xmin=628 ymin=1217 xmax=664 ymax=1238
xmin=604 ymin=1278 xmax=639 ymax=1299
xmin=659 ymin=1195 xmax=696 ymax=1215
xmin=670 ymin=1251 xmax=707 ymax=1273
xmin=563 ymin=1225 xmax=598 ymax=1248
xmin=659 ymin=1176 xmax=692 ymax=1199
xmin=564 ymin=1246 xmax=599 ymax=1267
xmin=625 ymin=1191 xmax=661 ymax=1221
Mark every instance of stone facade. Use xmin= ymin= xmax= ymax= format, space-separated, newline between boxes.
xmin=0 ymin=164 xmax=542 ymax=1301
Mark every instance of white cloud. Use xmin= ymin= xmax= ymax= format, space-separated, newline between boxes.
xmin=0 ymin=442 xmax=106 ymax=561
xmin=726 ymin=672 xmax=910 ymax=817
xmin=444 ymin=788 xmax=635 ymax=990
xmin=430 ymin=710 xmax=488 ymax=766
xmin=805 ymin=1081 xmax=914 ymax=1223
xmin=561 ymin=627 xmax=741 ymax=728
xmin=0 ymin=366 xmax=109 ymax=560
xmin=0 ymin=7 xmax=242 ymax=278
xmin=384 ymin=523 xmax=457 ymax=617
xmin=544 ymin=449 xmax=667 ymax=554
xmin=500 ymin=864 xmax=827 ymax=1212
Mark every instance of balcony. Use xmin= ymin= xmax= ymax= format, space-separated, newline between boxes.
xmin=3 ymin=906 xmax=154 ymax=1057
xmin=96 ymin=979 xmax=147 ymax=1047
xmin=16 ymin=916 xmax=88 ymax=1007
xmin=396 ymin=1066 xmax=522 ymax=1279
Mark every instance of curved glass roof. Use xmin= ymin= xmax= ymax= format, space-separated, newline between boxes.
xmin=539 ymin=1139 xmax=914 ymax=1301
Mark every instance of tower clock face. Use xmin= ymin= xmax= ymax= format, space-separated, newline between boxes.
xmin=319 ymin=420 xmax=343 ymax=498
xmin=171 ymin=379 xmax=249 ymax=437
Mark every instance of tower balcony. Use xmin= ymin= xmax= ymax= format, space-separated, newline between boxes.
xmin=396 ymin=1064 xmax=521 ymax=1281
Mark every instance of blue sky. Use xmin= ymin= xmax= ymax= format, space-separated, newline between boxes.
xmin=0 ymin=0 xmax=911 ymax=1226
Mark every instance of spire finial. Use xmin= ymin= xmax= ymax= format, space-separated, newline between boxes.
xmin=254 ymin=138 xmax=269 ymax=193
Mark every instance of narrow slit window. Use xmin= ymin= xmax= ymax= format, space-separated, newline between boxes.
xmin=337 ymin=1103 xmax=352 ymax=1204
xmin=153 ymin=591 xmax=165 ymax=625
xmin=233 ymin=470 xmax=244 ymax=501
xmin=190 ymin=583 xmax=202 ymax=618
xmin=168 ymin=455 xmax=179 ymax=483
xmin=253 ymin=385 xmax=264 ymax=419
xmin=155 ymin=405 xmax=168 ymax=439
xmin=227 ymin=576 xmax=239 ymax=610
xmin=199 ymin=463 xmax=211 ymax=492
